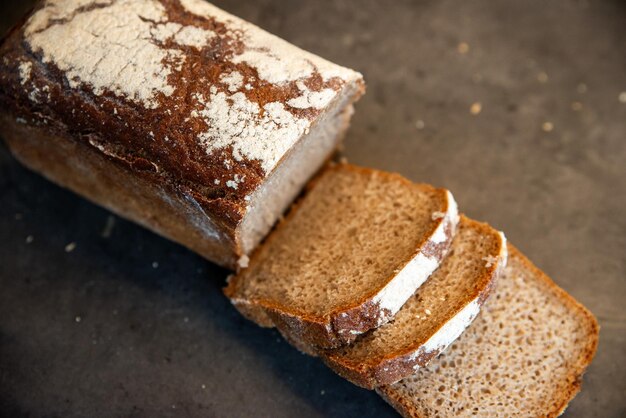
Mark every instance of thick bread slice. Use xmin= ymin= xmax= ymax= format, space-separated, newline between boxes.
xmin=377 ymin=245 xmax=599 ymax=418
xmin=319 ymin=216 xmax=507 ymax=389
xmin=224 ymin=163 xmax=459 ymax=349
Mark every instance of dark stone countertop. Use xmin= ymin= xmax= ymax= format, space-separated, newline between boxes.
xmin=1 ymin=1 xmax=624 ymax=417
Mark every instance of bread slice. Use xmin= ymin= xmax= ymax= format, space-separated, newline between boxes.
xmin=224 ymin=163 xmax=459 ymax=349
xmin=319 ymin=216 xmax=507 ymax=389
xmin=377 ymin=245 xmax=599 ymax=418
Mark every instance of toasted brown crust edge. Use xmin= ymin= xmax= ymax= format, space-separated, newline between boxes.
xmin=320 ymin=216 xmax=506 ymax=389
xmin=376 ymin=244 xmax=600 ymax=418
xmin=224 ymin=163 xmax=457 ymax=348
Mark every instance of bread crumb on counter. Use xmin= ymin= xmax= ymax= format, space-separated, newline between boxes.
xmin=237 ymin=255 xmax=250 ymax=269
xmin=101 ymin=215 xmax=116 ymax=238
xmin=537 ymin=71 xmax=548 ymax=83
xmin=542 ymin=121 xmax=554 ymax=132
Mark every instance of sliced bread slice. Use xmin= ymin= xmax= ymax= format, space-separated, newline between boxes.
xmin=224 ymin=163 xmax=459 ymax=348
xmin=377 ymin=245 xmax=600 ymax=418
xmin=319 ymin=216 xmax=507 ymax=389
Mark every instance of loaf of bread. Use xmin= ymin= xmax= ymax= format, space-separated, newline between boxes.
xmin=0 ymin=0 xmax=364 ymax=268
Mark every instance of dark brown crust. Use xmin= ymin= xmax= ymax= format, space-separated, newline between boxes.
xmin=227 ymin=299 xmax=275 ymax=328
xmin=1 ymin=113 xmax=239 ymax=266
xmin=376 ymin=386 xmax=423 ymax=418
xmin=314 ymin=216 xmax=506 ymax=389
xmin=224 ymin=163 xmax=458 ymax=349
xmin=376 ymin=244 xmax=600 ymax=418
xmin=0 ymin=0 xmax=364 ymax=233
xmin=275 ymin=325 xmax=320 ymax=357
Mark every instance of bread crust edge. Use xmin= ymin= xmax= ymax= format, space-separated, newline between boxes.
xmin=321 ymin=217 xmax=508 ymax=389
xmin=224 ymin=164 xmax=459 ymax=348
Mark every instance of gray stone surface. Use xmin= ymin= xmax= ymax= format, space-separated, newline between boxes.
xmin=1 ymin=1 xmax=624 ymax=417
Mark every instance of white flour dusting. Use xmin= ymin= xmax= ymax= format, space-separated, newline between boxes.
xmin=219 ymin=71 xmax=244 ymax=92
xmin=23 ymin=0 xmax=360 ymax=175
xmin=18 ymin=61 xmax=32 ymax=85
xmin=288 ymin=82 xmax=336 ymax=109
xmin=179 ymin=0 xmax=359 ymax=85
xmin=195 ymin=90 xmax=310 ymax=172
xmin=174 ymin=25 xmax=216 ymax=48
xmin=25 ymin=0 xmax=178 ymax=109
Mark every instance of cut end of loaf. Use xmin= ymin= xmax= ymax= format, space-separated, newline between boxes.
xmin=225 ymin=164 xmax=458 ymax=348
xmin=322 ymin=216 xmax=508 ymax=389
xmin=236 ymin=84 xmax=363 ymax=258
xmin=377 ymin=245 xmax=599 ymax=418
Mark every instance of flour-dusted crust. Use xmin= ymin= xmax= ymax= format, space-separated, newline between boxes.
xmin=0 ymin=0 xmax=364 ymax=266
xmin=377 ymin=245 xmax=600 ymax=418
xmin=225 ymin=164 xmax=460 ymax=349
xmin=1 ymin=113 xmax=237 ymax=266
xmin=319 ymin=220 xmax=508 ymax=389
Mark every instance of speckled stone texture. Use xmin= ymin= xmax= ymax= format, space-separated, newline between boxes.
xmin=1 ymin=1 xmax=624 ymax=417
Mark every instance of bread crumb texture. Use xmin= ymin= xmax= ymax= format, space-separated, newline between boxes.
xmin=232 ymin=166 xmax=449 ymax=315
xmin=378 ymin=246 xmax=599 ymax=418
xmin=323 ymin=217 xmax=506 ymax=388
xmin=20 ymin=0 xmax=362 ymax=176
xmin=226 ymin=165 xmax=457 ymax=346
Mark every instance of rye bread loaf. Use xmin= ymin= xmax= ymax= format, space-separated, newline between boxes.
xmin=224 ymin=163 xmax=459 ymax=349
xmin=0 ymin=0 xmax=364 ymax=268
xmin=318 ymin=216 xmax=507 ymax=389
xmin=377 ymin=245 xmax=599 ymax=418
